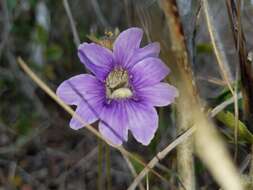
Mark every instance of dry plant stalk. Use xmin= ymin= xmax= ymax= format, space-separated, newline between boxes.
xmin=62 ymin=0 xmax=80 ymax=47
xmin=226 ymin=0 xmax=253 ymax=129
xmin=202 ymin=0 xmax=240 ymax=159
xmin=160 ymin=0 xmax=243 ymax=189
xmin=121 ymin=152 xmax=145 ymax=190
xmin=16 ymin=57 xmax=168 ymax=184
xmin=225 ymin=0 xmax=253 ymax=185
xmin=160 ymin=1 xmax=197 ymax=189
xmin=128 ymin=127 xmax=195 ymax=190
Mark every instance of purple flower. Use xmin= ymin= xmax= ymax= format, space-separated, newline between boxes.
xmin=56 ymin=27 xmax=178 ymax=145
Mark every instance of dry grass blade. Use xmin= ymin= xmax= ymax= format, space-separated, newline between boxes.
xmin=210 ymin=92 xmax=242 ymax=117
xmin=127 ymin=127 xmax=195 ymax=190
xmin=160 ymin=1 xmax=244 ymax=189
xmin=121 ymin=153 xmax=145 ymax=190
xmin=202 ymin=0 xmax=234 ymax=94
xmin=193 ymin=110 xmax=243 ymax=190
xmin=226 ymin=0 xmax=253 ymax=127
xmin=62 ymin=0 xmax=80 ymax=47
xmin=90 ymin=0 xmax=109 ymax=28
xmin=202 ymin=0 xmax=240 ymax=160
xmin=17 ymin=57 xmax=169 ymax=184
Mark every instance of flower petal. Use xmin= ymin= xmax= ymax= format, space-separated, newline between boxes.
xmin=78 ymin=43 xmax=114 ymax=80
xmin=70 ymin=100 xmax=101 ymax=130
xmin=98 ymin=101 xmax=128 ymax=145
xmin=125 ymin=42 xmax=160 ymax=68
xmin=130 ymin=57 xmax=170 ymax=88
xmin=56 ymin=74 xmax=104 ymax=105
xmin=136 ymin=83 xmax=178 ymax=107
xmin=125 ymin=101 xmax=158 ymax=145
xmin=113 ymin=27 xmax=143 ymax=66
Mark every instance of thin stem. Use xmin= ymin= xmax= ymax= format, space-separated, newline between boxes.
xmin=17 ymin=57 xmax=169 ymax=185
xmin=233 ymin=0 xmax=241 ymax=162
xmin=161 ymin=1 xmax=243 ymax=189
xmin=127 ymin=127 xmax=195 ymax=190
xmin=121 ymin=152 xmax=145 ymax=190
xmin=62 ymin=0 xmax=80 ymax=47
xmin=203 ymin=0 xmax=240 ymax=164
xmin=226 ymin=0 xmax=253 ymax=182
xmin=233 ymin=66 xmax=240 ymax=161
xmin=250 ymin=145 xmax=253 ymax=187
xmin=202 ymin=0 xmax=234 ymax=94
xmin=97 ymin=139 xmax=103 ymax=190
xmin=90 ymin=0 xmax=109 ymax=28
xmin=146 ymin=173 xmax=149 ymax=190
xmin=210 ymin=93 xmax=242 ymax=117
xmin=105 ymin=144 xmax=111 ymax=190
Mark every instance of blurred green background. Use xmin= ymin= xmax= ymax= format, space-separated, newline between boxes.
xmin=1 ymin=0 xmax=253 ymax=189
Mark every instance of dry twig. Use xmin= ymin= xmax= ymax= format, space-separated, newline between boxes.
xmin=17 ymin=57 xmax=169 ymax=185
xmin=160 ymin=1 xmax=243 ymax=189
xmin=202 ymin=0 xmax=240 ymax=160
xmin=127 ymin=127 xmax=195 ymax=190
xmin=121 ymin=153 xmax=145 ymax=190
xmin=62 ymin=0 xmax=80 ymax=47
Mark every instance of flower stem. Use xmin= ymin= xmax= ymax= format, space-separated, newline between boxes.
xmin=97 ymin=138 xmax=103 ymax=190
xmin=105 ymin=144 xmax=111 ymax=190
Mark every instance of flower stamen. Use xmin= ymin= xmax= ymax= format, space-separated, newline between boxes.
xmin=106 ymin=68 xmax=133 ymax=99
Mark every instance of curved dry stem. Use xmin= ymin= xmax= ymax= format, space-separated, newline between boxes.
xmin=202 ymin=0 xmax=239 ymax=160
xmin=210 ymin=93 xmax=242 ymax=117
xmin=62 ymin=0 xmax=80 ymax=47
xmin=121 ymin=152 xmax=145 ymax=190
xmin=127 ymin=127 xmax=195 ymax=190
xmin=17 ymin=57 xmax=168 ymax=184
xmin=202 ymin=0 xmax=234 ymax=94
xmin=160 ymin=1 xmax=243 ymax=189
xmin=193 ymin=109 xmax=243 ymax=190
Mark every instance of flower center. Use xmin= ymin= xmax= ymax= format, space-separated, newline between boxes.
xmin=105 ymin=68 xmax=133 ymax=99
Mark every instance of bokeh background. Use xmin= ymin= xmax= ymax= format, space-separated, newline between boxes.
xmin=1 ymin=0 xmax=253 ymax=189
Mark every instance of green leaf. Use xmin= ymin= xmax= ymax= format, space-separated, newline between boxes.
xmin=216 ymin=111 xmax=253 ymax=143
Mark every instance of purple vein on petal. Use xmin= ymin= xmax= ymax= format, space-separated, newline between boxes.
xmin=66 ymin=80 xmax=125 ymax=142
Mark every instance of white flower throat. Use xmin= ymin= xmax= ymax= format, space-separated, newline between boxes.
xmin=106 ymin=68 xmax=133 ymax=99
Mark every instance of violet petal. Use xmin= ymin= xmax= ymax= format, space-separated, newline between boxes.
xmin=78 ymin=43 xmax=114 ymax=80
xmin=70 ymin=100 xmax=101 ymax=130
xmin=125 ymin=42 xmax=160 ymax=68
xmin=113 ymin=27 xmax=143 ymax=66
xmin=56 ymin=74 xmax=104 ymax=105
xmin=98 ymin=101 xmax=128 ymax=145
xmin=136 ymin=82 xmax=179 ymax=107
xmin=125 ymin=100 xmax=158 ymax=145
xmin=131 ymin=57 xmax=170 ymax=88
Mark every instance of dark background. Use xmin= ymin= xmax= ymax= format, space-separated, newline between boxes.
xmin=1 ymin=0 xmax=253 ymax=189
